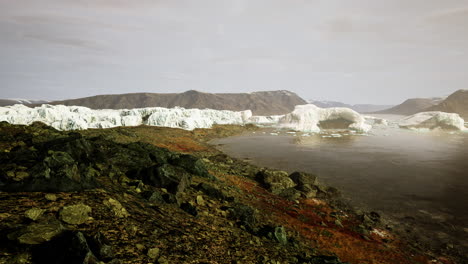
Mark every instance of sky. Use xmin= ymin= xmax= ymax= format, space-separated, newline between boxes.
xmin=0 ymin=0 xmax=467 ymax=104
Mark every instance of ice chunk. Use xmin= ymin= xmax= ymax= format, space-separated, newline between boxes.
xmin=278 ymin=104 xmax=372 ymax=133
xmin=399 ymin=112 xmax=466 ymax=131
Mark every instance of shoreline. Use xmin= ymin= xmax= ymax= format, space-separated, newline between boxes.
xmin=0 ymin=122 xmax=461 ymax=264
xmin=210 ymin=127 xmax=467 ymax=263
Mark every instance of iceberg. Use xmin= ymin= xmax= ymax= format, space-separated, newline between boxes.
xmin=277 ymin=104 xmax=372 ymax=133
xmin=399 ymin=111 xmax=466 ymax=131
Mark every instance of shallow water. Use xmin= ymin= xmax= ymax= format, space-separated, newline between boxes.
xmin=213 ymin=119 xmax=468 ymax=251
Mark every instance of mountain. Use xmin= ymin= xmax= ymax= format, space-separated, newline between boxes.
xmin=0 ymin=99 xmax=49 ymax=107
xmin=374 ymin=97 xmax=444 ymax=115
xmin=309 ymin=100 xmax=394 ymax=113
xmin=30 ymin=90 xmax=307 ymax=116
xmin=425 ymin=89 xmax=468 ymax=119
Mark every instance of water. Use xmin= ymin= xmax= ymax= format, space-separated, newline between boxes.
xmin=213 ymin=118 xmax=468 ymax=252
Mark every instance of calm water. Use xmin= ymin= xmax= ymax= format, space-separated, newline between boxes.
xmin=213 ymin=119 xmax=468 ymax=252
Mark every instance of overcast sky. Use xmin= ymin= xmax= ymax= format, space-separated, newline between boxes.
xmin=1 ymin=0 xmax=467 ymax=104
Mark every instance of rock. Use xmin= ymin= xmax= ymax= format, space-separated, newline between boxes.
xmin=169 ymin=154 xmax=214 ymax=180
xmin=133 ymin=164 xmax=191 ymax=194
xmin=227 ymin=203 xmax=256 ymax=231
xmin=157 ymin=256 xmax=169 ymax=264
xmin=196 ymin=195 xmax=205 ymax=206
xmin=334 ymin=219 xmax=344 ymax=228
xmin=196 ymin=183 xmax=232 ymax=201
xmin=87 ymin=232 xmax=115 ymax=261
xmin=255 ymin=170 xmax=295 ymax=194
xmin=25 ymin=208 xmax=45 ymax=221
xmin=103 ymin=198 xmax=129 ymax=218
xmin=278 ymin=188 xmax=301 ymax=201
xmin=8 ymin=252 xmax=31 ymax=264
xmin=274 ymin=226 xmax=288 ymax=245
xmin=60 ymin=204 xmax=92 ymax=225
xmin=15 ymin=219 xmax=65 ymax=245
xmin=147 ymin=247 xmax=160 ymax=260
xmin=289 ymin=171 xmax=317 ymax=187
xmin=180 ymin=202 xmax=198 ymax=216
xmin=45 ymin=193 xmax=57 ymax=201
xmin=31 ymin=231 xmax=99 ymax=264
xmin=142 ymin=191 xmax=165 ymax=204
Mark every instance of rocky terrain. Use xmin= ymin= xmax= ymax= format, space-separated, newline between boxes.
xmin=0 ymin=122 xmax=456 ymax=264
xmin=21 ymin=90 xmax=307 ymax=116
xmin=374 ymin=97 xmax=444 ymax=115
xmin=426 ymin=90 xmax=468 ymax=119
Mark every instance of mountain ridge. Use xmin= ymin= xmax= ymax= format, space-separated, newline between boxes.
xmin=373 ymin=97 xmax=444 ymax=115
xmin=21 ymin=90 xmax=307 ymax=116
xmin=425 ymin=89 xmax=468 ymax=119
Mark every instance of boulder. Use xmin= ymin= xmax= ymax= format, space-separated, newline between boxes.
xmin=31 ymin=231 xmax=99 ymax=264
xmin=14 ymin=220 xmax=65 ymax=245
xmin=103 ymin=198 xmax=129 ymax=218
xmin=130 ymin=164 xmax=191 ymax=195
xmin=289 ymin=171 xmax=317 ymax=187
xmin=169 ymin=154 xmax=213 ymax=180
xmin=255 ymin=170 xmax=295 ymax=194
xmin=227 ymin=203 xmax=257 ymax=231
xmin=25 ymin=208 xmax=45 ymax=221
xmin=60 ymin=204 xmax=92 ymax=225
xmin=278 ymin=188 xmax=302 ymax=201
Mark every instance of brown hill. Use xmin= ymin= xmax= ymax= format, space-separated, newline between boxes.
xmin=31 ymin=90 xmax=307 ymax=116
xmin=374 ymin=97 xmax=444 ymax=116
xmin=425 ymin=90 xmax=468 ymax=119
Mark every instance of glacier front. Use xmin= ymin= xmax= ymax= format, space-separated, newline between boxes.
xmin=0 ymin=104 xmax=378 ymax=133
xmin=0 ymin=104 xmax=252 ymax=131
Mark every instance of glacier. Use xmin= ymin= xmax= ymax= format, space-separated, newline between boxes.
xmin=399 ymin=111 xmax=466 ymax=131
xmin=0 ymin=104 xmax=386 ymax=133
xmin=0 ymin=104 xmax=252 ymax=131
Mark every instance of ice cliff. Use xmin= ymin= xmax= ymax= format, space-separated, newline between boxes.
xmin=0 ymin=104 xmax=252 ymax=131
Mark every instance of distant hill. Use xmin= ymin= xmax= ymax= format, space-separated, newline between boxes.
xmin=374 ymin=97 xmax=444 ymax=116
xmin=309 ymin=100 xmax=394 ymax=113
xmin=0 ymin=99 xmax=49 ymax=107
xmin=27 ymin=90 xmax=307 ymax=116
xmin=426 ymin=90 xmax=468 ymax=119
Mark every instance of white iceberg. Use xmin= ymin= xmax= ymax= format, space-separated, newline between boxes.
xmin=399 ymin=111 xmax=466 ymax=131
xmin=364 ymin=116 xmax=388 ymax=126
xmin=277 ymin=104 xmax=372 ymax=133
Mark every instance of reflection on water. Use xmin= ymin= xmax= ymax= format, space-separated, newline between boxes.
xmin=213 ymin=125 xmax=468 ymax=251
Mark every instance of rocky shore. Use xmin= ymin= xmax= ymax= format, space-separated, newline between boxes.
xmin=0 ymin=122 xmax=455 ymax=263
